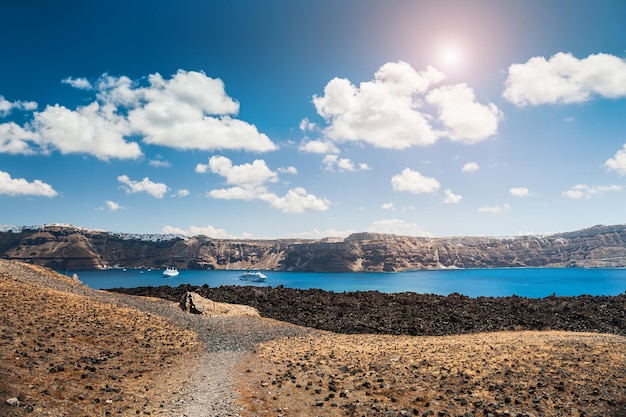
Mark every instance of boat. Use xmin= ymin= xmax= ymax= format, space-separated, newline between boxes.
xmin=239 ymin=270 xmax=267 ymax=282
xmin=163 ymin=267 xmax=179 ymax=277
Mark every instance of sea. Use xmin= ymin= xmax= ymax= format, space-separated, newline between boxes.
xmin=72 ymin=268 xmax=626 ymax=298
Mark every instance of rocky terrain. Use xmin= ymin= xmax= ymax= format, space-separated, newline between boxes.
xmin=2 ymin=223 xmax=626 ymax=272
xmin=237 ymin=330 xmax=626 ymax=417
xmin=110 ymin=284 xmax=626 ymax=336
xmin=2 ymin=260 xmax=626 ymax=416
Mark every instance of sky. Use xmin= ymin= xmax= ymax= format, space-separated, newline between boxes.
xmin=1 ymin=0 xmax=626 ymax=239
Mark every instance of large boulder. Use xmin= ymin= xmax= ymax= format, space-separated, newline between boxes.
xmin=179 ymin=291 xmax=259 ymax=317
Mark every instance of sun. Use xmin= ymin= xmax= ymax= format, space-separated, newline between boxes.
xmin=440 ymin=44 xmax=462 ymax=68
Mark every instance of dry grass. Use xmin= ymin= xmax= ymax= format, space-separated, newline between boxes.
xmin=0 ymin=274 xmax=199 ymax=416
xmin=237 ymin=330 xmax=626 ymax=417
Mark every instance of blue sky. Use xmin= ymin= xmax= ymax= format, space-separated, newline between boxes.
xmin=1 ymin=0 xmax=626 ymax=239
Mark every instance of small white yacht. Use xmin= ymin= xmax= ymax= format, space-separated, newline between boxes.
xmin=239 ymin=270 xmax=267 ymax=282
xmin=163 ymin=267 xmax=179 ymax=277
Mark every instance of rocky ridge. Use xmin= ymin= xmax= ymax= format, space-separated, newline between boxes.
xmin=2 ymin=223 xmax=626 ymax=271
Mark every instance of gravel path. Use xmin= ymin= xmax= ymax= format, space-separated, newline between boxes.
xmin=0 ymin=260 xmax=314 ymax=416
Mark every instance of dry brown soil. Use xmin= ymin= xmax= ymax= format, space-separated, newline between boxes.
xmin=236 ymin=331 xmax=626 ymax=417
xmin=0 ymin=265 xmax=199 ymax=416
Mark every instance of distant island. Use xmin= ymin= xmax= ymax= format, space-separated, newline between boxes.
xmin=1 ymin=223 xmax=625 ymax=272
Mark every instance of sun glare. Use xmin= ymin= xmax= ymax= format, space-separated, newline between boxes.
xmin=441 ymin=45 xmax=461 ymax=67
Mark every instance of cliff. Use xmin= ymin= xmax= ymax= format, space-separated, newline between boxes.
xmin=1 ymin=224 xmax=626 ymax=271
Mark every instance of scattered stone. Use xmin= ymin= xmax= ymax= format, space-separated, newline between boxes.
xmin=6 ymin=397 xmax=19 ymax=406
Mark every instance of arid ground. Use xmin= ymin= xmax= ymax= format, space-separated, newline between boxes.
xmin=0 ymin=262 xmax=200 ymax=416
xmin=237 ymin=331 xmax=626 ymax=416
xmin=1 ymin=260 xmax=625 ymax=416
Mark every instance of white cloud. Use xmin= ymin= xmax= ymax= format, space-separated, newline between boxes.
xmin=366 ymin=219 xmax=432 ymax=237
xmin=442 ymin=189 xmax=462 ymax=204
xmin=299 ymin=117 xmax=317 ymax=132
xmin=208 ymin=184 xmax=329 ymax=214
xmin=117 ymin=175 xmax=168 ymax=198
xmin=172 ymin=189 xmax=189 ymax=197
xmin=62 ymin=77 xmax=92 ymax=90
xmin=391 ymin=168 xmax=440 ymax=195
xmin=0 ymin=122 xmax=40 ymax=154
xmin=1 ymin=70 xmax=277 ymax=159
xmin=208 ymin=186 xmax=259 ymax=201
xmin=277 ymin=166 xmax=297 ymax=174
xmin=0 ymin=170 xmax=57 ymax=197
xmin=605 ymin=144 xmax=626 ymax=175
xmin=462 ymin=162 xmax=480 ymax=173
xmin=322 ymin=155 xmax=371 ymax=172
xmin=381 ymin=202 xmax=415 ymax=212
xmin=95 ymin=75 xmax=138 ymax=107
xmin=503 ymin=52 xmax=626 ymax=106
xmin=127 ymin=70 xmax=277 ymax=152
xmin=299 ymin=139 xmax=339 ymax=154
xmin=98 ymin=200 xmax=125 ymax=211
xmin=34 ymin=103 xmax=142 ymax=160
xmin=257 ymin=187 xmax=330 ymax=213
xmin=313 ymin=61 xmax=500 ymax=149
xmin=148 ymin=158 xmax=171 ymax=168
xmin=509 ymin=187 xmax=530 ymax=197
xmin=426 ymin=83 xmax=502 ymax=143
xmin=205 ymin=155 xmax=278 ymax=187
xmin=162 ymin=224 xmax=230 ymax=239
xmin=205 ymin=156 xmax=330 ymax=213
xmin=0 ymin=96 xmax=37 ymax=117
xmin=478 ymin=204 xmax=511 ymax=213
xmin=313 ymin=61 xmax=445 ymax=149
xmin=194 ymin=163 xmax=209 ymax=173
xmin=563 ymin=184 xmax=621 ymax=199
xmin=106 ymin=200 xmax=122 ymax=210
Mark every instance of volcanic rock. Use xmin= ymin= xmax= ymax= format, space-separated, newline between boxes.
xmin=113 ymin=285 xmax=626 ymax=337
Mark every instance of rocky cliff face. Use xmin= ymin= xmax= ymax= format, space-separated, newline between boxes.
xmin=1 ymin=224 xmax=626 ymax=271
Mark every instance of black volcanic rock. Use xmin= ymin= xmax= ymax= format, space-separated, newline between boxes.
xmin=2 ymin=224 xmax=626 ymax=271
xmin=108 ymin=284 xmax=626 ymax=336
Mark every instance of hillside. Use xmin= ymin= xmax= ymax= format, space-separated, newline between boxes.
xmin=0 ymin=260 xmax=200 ymax=416
xmin=2 ymin=260 xmax=626 ymax=416
xmin=1 ymin=224 xmax=626 ymax=271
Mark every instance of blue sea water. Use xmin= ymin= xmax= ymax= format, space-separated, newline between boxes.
xmin=71 ymin=268 xmax=626 ymax=298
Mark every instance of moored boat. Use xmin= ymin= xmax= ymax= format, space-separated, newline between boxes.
xmin=239 ymin=270 xmax=267 ymax=282
xmin=163 ymin=267 xmax=179 ymax=277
